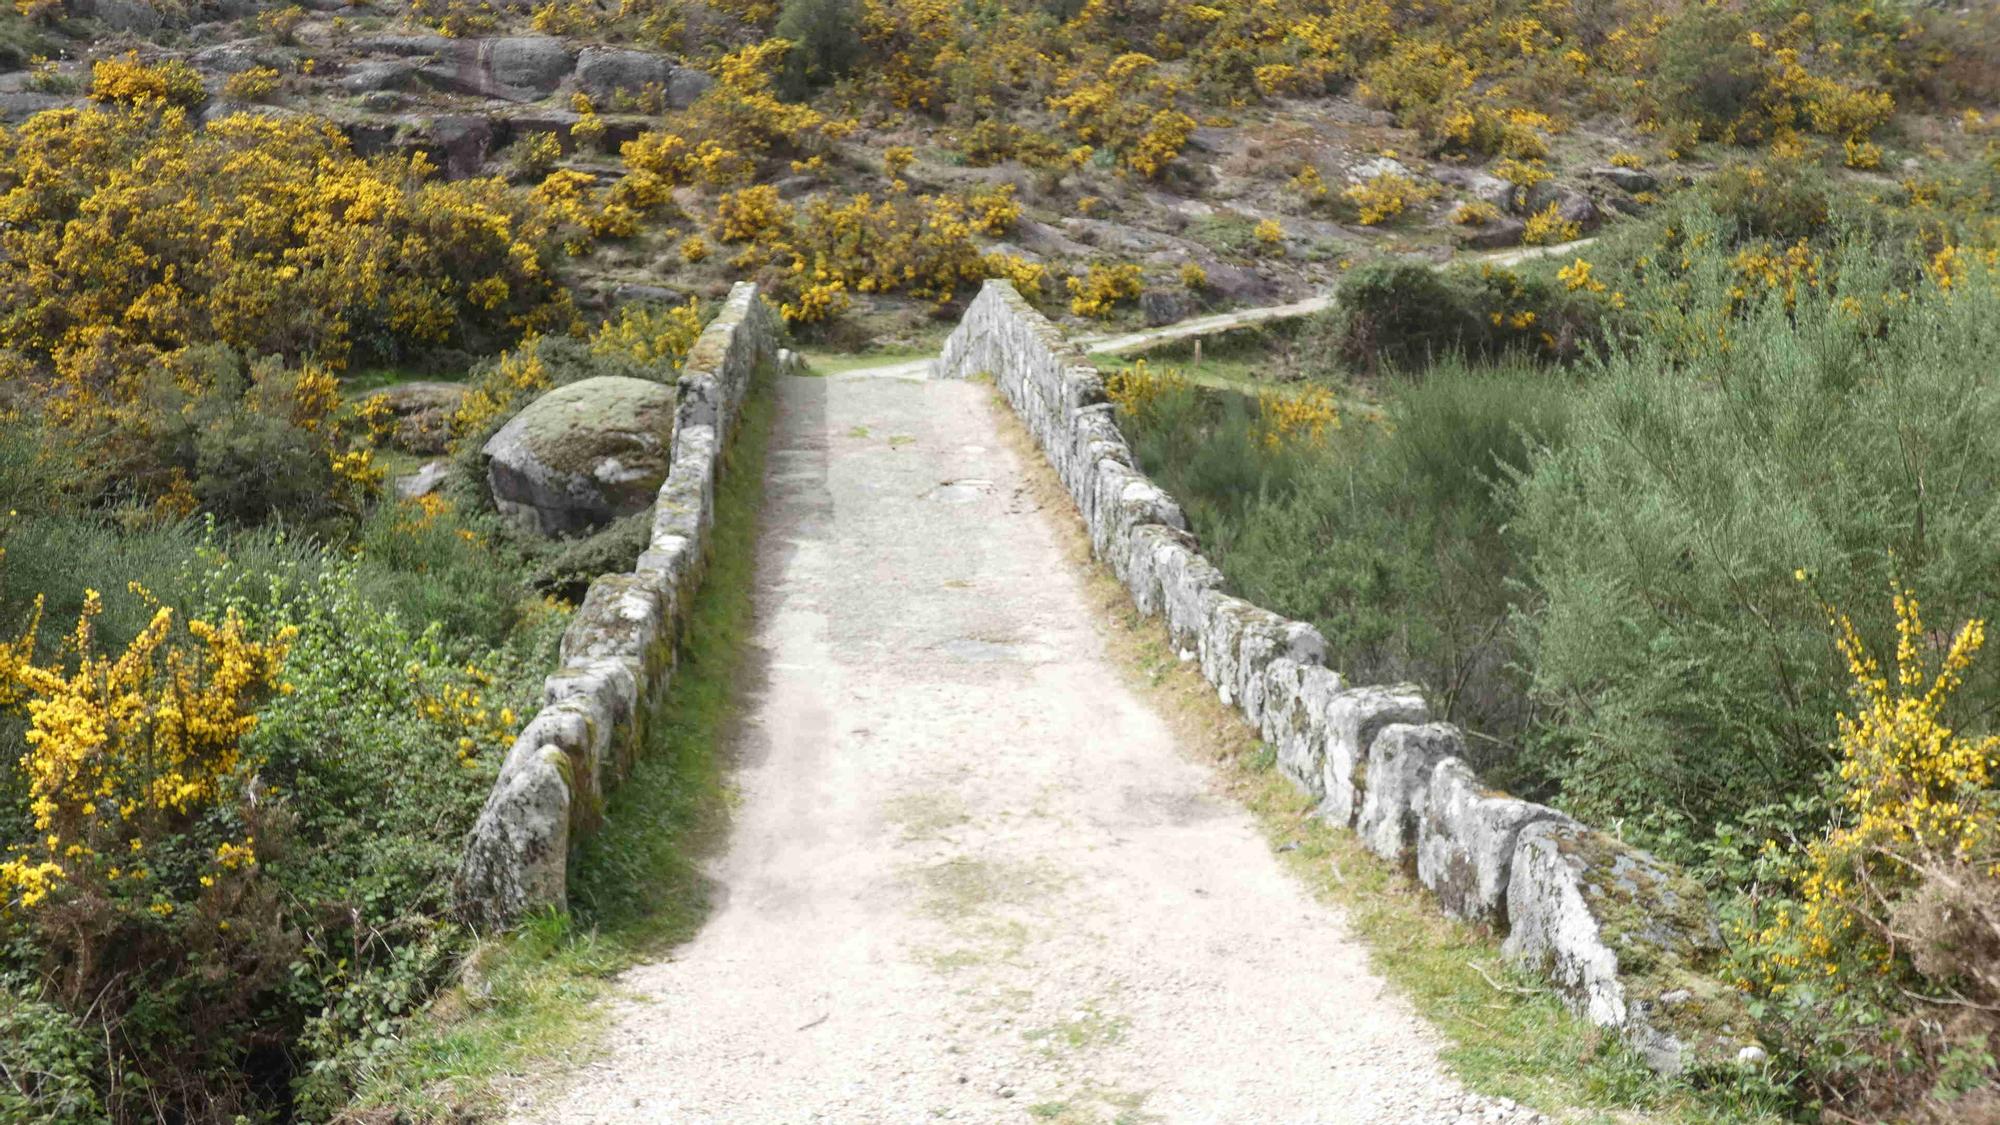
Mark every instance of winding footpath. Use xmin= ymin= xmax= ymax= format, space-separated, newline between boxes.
xmin=507 ymin=357 xmax=1554 ymax=1123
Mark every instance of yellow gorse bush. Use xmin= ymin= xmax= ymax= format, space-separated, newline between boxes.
xmin=88 ymin=52 xmax=205 ymax=108
xmin=1257 ymin=386 xmax=1341 ymax=450
xmin=0 ymin=102 xmax=574 ymax=430
xmin=1344 ymin=172 xmax=1434 ymax=225
xmin=0 ymin=587 xmax=293 ymax=916
xmin=1741 ymin=578 xmax=2000 ymax=992
xmin=590 ymin=299 xmax=706 ymax=367
xmin=1067 ymin=263 xmax=1144 ymax=318
xmin=1102 ymin=359 xmax=1187 ymax=416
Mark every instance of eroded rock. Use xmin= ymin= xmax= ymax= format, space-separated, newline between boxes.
xmin=1356 ymin=722 xmax=1463 ymax=862
xmin=1319 ymin=685 xmax=1428 ymax=826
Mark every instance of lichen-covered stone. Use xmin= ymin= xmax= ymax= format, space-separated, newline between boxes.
xmin=1502 ymin=820 xmax=1756 ymax=1075
xmin=483 ymin=375 xmax=676 ymax=537
xmin=455 ymin=744 xmax=571 ymax=928
xmin=560 ymin=572 xmax=672 ymax=674
xmin=1416 ymin=758 xmax=1568 ymax=927
xmin=1320 ymin=686 xmax=1428 ymax=826
xmin=1355 ymin=723 xmax=1463 ymax=862
xmin=1272 ymin=664 xmax=1343 ymax=798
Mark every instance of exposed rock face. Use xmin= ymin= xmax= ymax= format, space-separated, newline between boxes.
xmin=1456 ymin=217 xmax=1526 ymax=250
xmin=364 ymin=35 xmax=576 ymax=101
xmin=1435 ymin=167 xmax=1517 ymax=212
xmin=342 ymin=60 xmax=420 ymax=95
xmin=1591 ymin=165 xmax=1658 ymax=193
xmin=394 ymin=459 xmax=451 ymax=499
xmin=483 ymin=375 xmax=677 ymax=537
xmin=1139 ymin=288 xmax=1193 ymax=326
xmin=667 ymin=66 xmax=714 ymax=108
xmin=364 ymin=380 xmax=465 ymax=454
xmin=84 ymin=0 xmax=165 ymax=32
xmin=1416 ymin=758 xmax=1569 ymax=927
xmin=1503 ymin=821 xmax=1755 ymax=1075
xmin=575 ymin=47 xmax=673 ymax=101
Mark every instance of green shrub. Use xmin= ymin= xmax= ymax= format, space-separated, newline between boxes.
xmin=529 ymin=510 xmax=652 ymax=601
xmin=1653 ymin=4 xmax=1766 ymax=142
xmin=1119 ymin=364 xmax=1571 ymax=773
xmin=1512 ymin=231 xmax=2000 ymax=854
xmin=0 ymin=977 xmax=105 ymax=1125
xmin=1328 ymin=260 xmax=1601 ymax=376
xmin=777 ymin=0 xmax=863 ymax=98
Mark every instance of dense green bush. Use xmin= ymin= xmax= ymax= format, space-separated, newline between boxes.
xmin=1120 ymin=363 xmax=1570 ymax=774
xmin=0 ymin=489 xmax=563 ymax=1120
xmin=1328 ymin=259 xmax=1602 ymax=376
xmin=777 ymin=0 xmax=863 ymax=98
xmin=1513 ymin=229 xmax=2000 ymax=854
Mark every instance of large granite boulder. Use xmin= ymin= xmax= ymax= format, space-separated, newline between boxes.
xmin=575 ymin=47 xmax=673 ymax=101
xmin=414 ymin=36 xmax=576 ymax=101
xmin=1502 ymin=820 xmax=1758 ymax=1074
xmin=483 ymin=376 xmax=675 ymax=537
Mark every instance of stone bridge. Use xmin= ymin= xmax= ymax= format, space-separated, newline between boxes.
xmin=461 ymin=282 xmax=1757 ymax=1123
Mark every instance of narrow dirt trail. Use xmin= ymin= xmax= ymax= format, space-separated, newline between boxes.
xmin=510 ymin=369 xmax=1543 ymax=1124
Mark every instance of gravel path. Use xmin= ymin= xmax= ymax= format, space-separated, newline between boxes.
xmin=507 ymin=369 xmax=1549 ymax=1124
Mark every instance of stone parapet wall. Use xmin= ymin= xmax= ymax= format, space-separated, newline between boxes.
xmin=456 ymin=282 xmax=778 ymax=927
xmin=939 ymin=280 xmax=1759 ymax=1074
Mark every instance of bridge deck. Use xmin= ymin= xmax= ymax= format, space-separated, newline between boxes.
xmin=512 ymin=368 xmax=1530 ymax=1124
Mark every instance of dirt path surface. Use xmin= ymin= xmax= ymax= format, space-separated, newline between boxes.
xmin=509 ymin=369 xmax=1546 ymax=1124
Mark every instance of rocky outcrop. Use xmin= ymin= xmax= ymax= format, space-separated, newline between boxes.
xmin=937 ymin=279 xmax=1758 ymax=1073
xmin=575 ymin=47 xmax=681 ymax=102
xmin=483 ymin=375 xmax=677 ymax=537
xmin=457 ymin=283 xmax=779 ymax=928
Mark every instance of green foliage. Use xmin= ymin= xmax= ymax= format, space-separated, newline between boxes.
xmin=777 ymin=0 xmax=862 ymax=98
xmin=1330 ymin=259 xmax=1601 ymax=375
xmin=1653 ymin=4 xmax=1766 ymax=140
xmin=0 ymin=976 xmax=105 ymax=1125
xmin=528 ymin=510 xmax=652 ymax=602
xmin=1513 ymin=222 xmax=2000 ymax=854
xmin=1120 ymin=364 xmax=1568 ymax=772
xmin=0 ymin=494 xmax=560 ymax=1120
xmin=351 ymin=366 xmax=777 ymax=1119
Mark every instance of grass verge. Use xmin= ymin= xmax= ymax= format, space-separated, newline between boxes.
xmin=986 ymin=389 xmax=1792 ymax=1125
xmin=342 ymin=369 xmax=779 ymax=1121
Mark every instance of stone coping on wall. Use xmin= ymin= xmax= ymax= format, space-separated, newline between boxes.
xmin=938 ymin=279 xmax=1762 ymax=1075
xmin=455 ymin=281 xmax=781 ymax=928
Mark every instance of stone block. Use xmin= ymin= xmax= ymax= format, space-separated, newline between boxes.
xmin=1416 ymin=758 xmax=1568 ymax=927
xmin=1503 ymin=820 xmax=1755 ymax=1075
xmin=1319 ymin=685 xmax=1428 ymax=826
xmin=1355 ymin=723 xmax=1463 ymax=862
